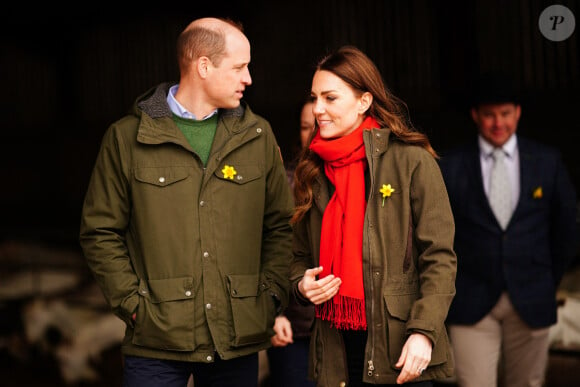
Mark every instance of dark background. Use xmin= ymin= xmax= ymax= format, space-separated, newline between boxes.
xmin=1 ymin=0 xmax=578 ymax=247
xmin=1 ymin=1 xmax=579 ymax=386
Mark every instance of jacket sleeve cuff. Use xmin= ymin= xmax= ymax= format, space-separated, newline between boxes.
xmin=292 ymin=280 xmax=312 ymax=306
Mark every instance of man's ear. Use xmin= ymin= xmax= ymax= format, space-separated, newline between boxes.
xmin=197 ymin=56 xmax=211 ymax=79
xmin=515 ymin=104 xmax=522 ymax=121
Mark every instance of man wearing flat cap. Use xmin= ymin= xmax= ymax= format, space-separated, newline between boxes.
xmin=439 ymin=72 xmax=578 ymax=387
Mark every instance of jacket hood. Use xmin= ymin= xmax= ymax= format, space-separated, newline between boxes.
xmin=131 ymin=82 xmax=257 ymax=147
xmin=133 ymin=82 xmax=247 ymax=121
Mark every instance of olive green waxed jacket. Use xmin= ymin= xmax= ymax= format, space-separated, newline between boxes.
xmin=291 ymin=128 xmax=457 ymax=386
xmin=80 ymin=83 xmax=294 ymax=362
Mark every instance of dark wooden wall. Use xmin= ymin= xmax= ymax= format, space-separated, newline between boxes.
xmin=2 ymin=0 xmax=578 ymax=245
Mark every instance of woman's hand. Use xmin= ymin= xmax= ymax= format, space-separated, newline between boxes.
xmin=395 ymin=332 xmax=432 ymax=384
xmin=271 ymin=315 xmax=293 ymax=347
xmin=298 ymin=266 xmax=341 ymax=305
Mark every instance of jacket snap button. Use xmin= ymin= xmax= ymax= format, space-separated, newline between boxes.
xmin=159 ymin=177 xmax=165 ymax=183
xmin=185 ymin=290 xmax=192 ymax=296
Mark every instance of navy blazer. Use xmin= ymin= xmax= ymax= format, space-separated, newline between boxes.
xmin=439 ymin=135 xmax=577 ymax=328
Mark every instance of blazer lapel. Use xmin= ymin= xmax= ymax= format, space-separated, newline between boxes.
xmin=512 ymin=139 xmax=538 ymax=220
xmin=467 ymin=147 xmax=487 ymax=204
xmin=466 ymin=141 xmax=503 ymax=231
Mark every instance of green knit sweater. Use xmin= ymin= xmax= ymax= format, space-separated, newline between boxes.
xmin=173 ymin=113 xmax=218 ymax=166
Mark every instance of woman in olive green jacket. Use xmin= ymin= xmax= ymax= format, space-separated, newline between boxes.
xmin=290 ymin=46 xmax=457 ymax=386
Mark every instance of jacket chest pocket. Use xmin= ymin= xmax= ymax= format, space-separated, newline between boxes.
xmin=133 ymin=167 xmax=192 ymax=214
xmin=134 ymin=166 xmax=190 ymax=188
xmin=214 ymin=164 xmax=262 ymax=185
xmin=211 ymin=164 xmax=265 ymax=221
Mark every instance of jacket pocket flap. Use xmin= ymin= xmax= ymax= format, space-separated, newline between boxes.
xmin=384 ymin=293 xmax=416 ymax=320
xmin=227 ymin=274 xmax=260 ymax=298
xmin=134 ymin=167 xmax=189 ymax=187
xmin=215 ymin=165 xmax=262 ymax=185
xmin=139 ymin=277 xmax=196 ymax=303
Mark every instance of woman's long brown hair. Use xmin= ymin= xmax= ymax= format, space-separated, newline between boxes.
xmin=291 ymin=46 xmax=437 ymax=224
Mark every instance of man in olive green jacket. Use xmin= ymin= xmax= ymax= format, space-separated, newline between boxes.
xmin=79 ymin=17 xmax=294 ymax=387
xmin=291 ymin=129 xmax=457 ymax=386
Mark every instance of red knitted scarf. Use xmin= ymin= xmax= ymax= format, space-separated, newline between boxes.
xmin=308 ymin=116 xmax=378 ymax=330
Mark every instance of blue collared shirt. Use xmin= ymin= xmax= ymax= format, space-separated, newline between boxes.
xmin=166 ymin=84 xmax=218 ymax=120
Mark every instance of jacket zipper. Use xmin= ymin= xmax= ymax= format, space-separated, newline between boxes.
xmin=365 ymin=130 xmax=376 ymax=377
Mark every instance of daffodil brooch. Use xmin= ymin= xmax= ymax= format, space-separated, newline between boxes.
xmin=380 ymin=183 xmax=395 ymax=207
xmin=533 ymin=186 xmax=543 ymax=199
xmin=222 ymin=165 xmax=237 ymax=180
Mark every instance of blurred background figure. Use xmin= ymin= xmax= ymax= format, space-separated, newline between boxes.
xmin=285 ymin=99 xmax=316 ymax=186
xmin=299 ymin=100 xmax=316 ymax=149
xmin=439 ymin=72 xmax=578 ymax=387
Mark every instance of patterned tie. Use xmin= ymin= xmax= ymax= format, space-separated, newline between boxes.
xmin=489 ymin=148 xmax=511 ymax=230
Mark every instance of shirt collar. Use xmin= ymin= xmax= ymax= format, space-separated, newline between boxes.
xmin=479 ymin=134 xmax=518 ymax=159
xmin=166 ymin=84 xmax=218 ymax=120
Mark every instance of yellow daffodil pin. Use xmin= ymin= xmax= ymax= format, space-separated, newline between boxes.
xmin=222 ymin=165 xmax=237 ymax=180
xmin=380 ymin=184 xmax=395 ymax=207
xmin=533 ymin=186 xmax=543 ymax=199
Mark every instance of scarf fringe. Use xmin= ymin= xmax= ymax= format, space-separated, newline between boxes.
xmin=315 ymin=295 xmax=367 ymax=330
